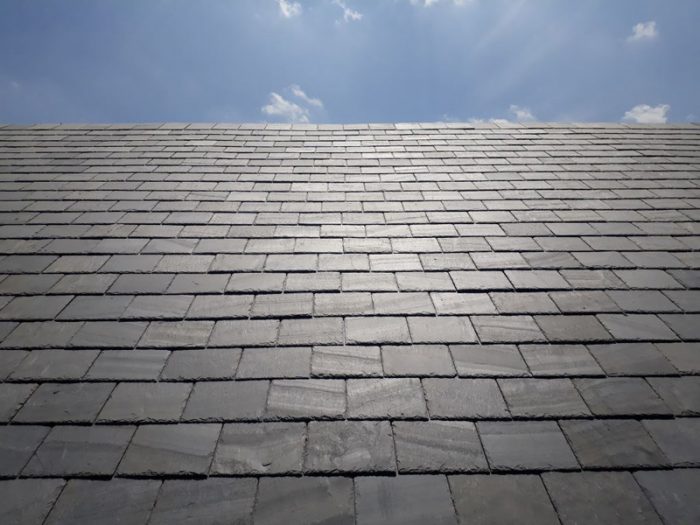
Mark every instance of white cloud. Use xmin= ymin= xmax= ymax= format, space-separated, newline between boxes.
xmin=262 ymin=92 xmax=310 ymax=123
xmin=509 ymin=104 xmax=536 ymax=122
xmin=278 ymin=0 xmax=302 ymax=18
xmin=290 ymin=84 xmax=324 ymax=108
xmin=623 ymin=104 xmax=670 ymax=124
xmin=333 ymin=0 xmax=362 ymax=22
xmin=627 ymin=21 xmax=657 ymax=42
xmin=411 ymin=0 xmax=474 ymax=6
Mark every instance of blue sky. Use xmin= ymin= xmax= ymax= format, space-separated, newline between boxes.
xmin=0 ymin=0 xmax=697 ymax=124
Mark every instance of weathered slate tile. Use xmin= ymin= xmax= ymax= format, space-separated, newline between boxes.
xmin=305 ymin=420 xmax=395 ymax=473
xmin=237 ymin=347 xmax=311 ymax=378
xmin=311 ymin=345 xmax=382 ymax=377
xmin=451 ymin=270 xmax=511 ymax=291
xmin=161 ymin=348 xmax=241 ymax=380
xmin=478 ymin=421 xmax=578 ymax=471
xmin=608 ymin=290 xmax=679 ymax=313
xmin=0 ymin=425 xmax=49 ymax=476
xmin=252 ymin=292 xmax=314 ymax=317
xmin=660 ymin=313 xmax=700 ymax=339
xmin=69 ymin=321 xmax=148 ymax=348
xmin=122 ymin=294 xmax=192 ymax=319
xmin=118 ymin=423 xmax=221 ymax=476
xmin=14 ymin=382 xmax=114 ymax=423
xmin=373 ymin=292 xmax=434 ymax=314
xmin=543 ymin=472 xmax=661 ymax=525
xmin=588 ymin=342 xmax=676 ymax=376
xmin=597 ymin=314 xmax=678 ymax=341
xmin=186 ymin=294 xmax=253 ymax=319
xmin=655 ymin=342 xmax=700 ymax=373
xmin=0 ymin=349 xmax=28 ymax=380
xmin=254 ymin=477 xmax=354 ymax=525
xmin=98 ymin=382 xmax=191 ymax=422
xmin=45 ymin=479 xmax=160 ymax=525
xmin=575 ymin=377 xmax=671 ymax=416
xmin=168 ymin=273 xmax=229 ymax=294
xmin=87 ymin=349 xmax=169 ymax=380
xmin=0 ymin=479 xmax=65 ymax=525
xmin=449 ymin=475 xmax=559 ymax=525
xmin=209 ymin=319 xmax=279 ymax=346
xmin=394 ymin=421 xmax=487 ymax=473
xmin=356 ymin=475 xmax=457 ymax=525
xmin=407 ymin=316 xmax=478 ymax=344
xmin=642 ymin=418 xmax=700 ymax=466
xmin=226 ymin=272 xmax=285 ymax=292
xmin=431 ymin=292 xmax=496 ymax=314
xmin=278 ymin=317 xmax=344 ymax=345
xmin=382 ymin=344 xmax=455 ymax=376
xmin=347 ymin=378 xmax=427 ymax=419
xmin=500 ymin=378 xmax=590 ymax=417
xmin=0 ymin=383 xmax=36 ymax=421
xmin=149 ymin=479 xmax=257 ymax=525
xmin=109 ymin=273 xmax=173 ymax=294
xmin=56 ymin=295 xmax=131 ymax=320
xmin=491 ymin=292 xmax=559 ymax=314
xmin=183 ymin=381 xmax=268 ymax=422
xmin=23 ymin=425 xmax=135 ymax=477
xmin=1 ymin=321 xmax=82 ymax=348
xmin=139 ymin=320 xmax=213 ymax=348
xmin=346 ymin=316 xmax=410 ymax=344
xmin=472 ymin=315 xmax=546 ymax=343
xmin=635 ymin=470 xmax=700 ymax=525
xmin=211 ymin=422 xmax=305 ymax=475
xmin=450 ymin=344 xmax=528 ymax=377
xmin=267 ymin=379 xmax=346 ymax=419
xmin=519 ymin=344 xmax=603 ymax=376
xmin=10 ymin=349 xmax=98 ymax=380
xmin=550 ymin=290 xmax=619 ymax=313
xmin=647 ymin=376 xmax=700 ymax=415
xmin=397 ymin=272 xmax=455 ymax=291
xmin=314 ymin=292 xmax=372 ymax=316
xmin=423 ymin=378 xmax=508 ymax=419
xmin=0 ymin=295 xmax=72 ymax=320
xmin=535 ymin=315 xmax=612 ymax=342
xmin=561 ymin=419 xmax=668 ymax=468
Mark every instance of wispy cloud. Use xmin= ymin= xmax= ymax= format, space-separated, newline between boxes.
xmin=509 ymin=104 xmax=536 ymax=122
xmin=333 ymin=0 xmax=362 ymax=22
xmin=623 ymin=104 xmax=669 ymax=123
xmin=410 ymin=0 xmax=475 ymax=7
xmin=627 ymin=21 xmax=657 ymax=42
xmin=262 ymin=93 xmax=310 ymax=123
xmin=290 ymin=84 xmax=324 ymax=108
xmin=278 ymin=0 xmax=302 ymax=18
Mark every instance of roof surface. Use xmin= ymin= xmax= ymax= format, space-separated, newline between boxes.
xmin=0 ymin=122 xmax=699 ymax=524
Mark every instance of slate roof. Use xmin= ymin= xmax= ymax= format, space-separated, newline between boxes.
xmin=0 ymin=122 xmax=698 ymax=523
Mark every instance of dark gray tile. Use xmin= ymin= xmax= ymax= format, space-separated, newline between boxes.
xmin=597 ymin=314 xmax=678 ymax=341
xmin=643 ymin=418 xmax=700 ymax=466
xmin=0 ymin=383 xmax=37 ymax=421
xmin=161 ymin=348 xmax=241 ymax=380
xmin=186 ymin=294 xmax=253 ymax=319
xmin=519 ymin=344 xmax=603 ymax=376
xmin=56 ymin=295 xmax=131 ymax=320
xmin=500 ymin=378 xmax=590 ymax=417
xmin=472 ymin=315 xmax=545 ymax=343
xmin=635 ymin=470 xmax=700 ymax=525
xmin=118 ymin=424 xmax=221 ymax=476
xmin=0 ymin=350 xmax=28 ymax=380
xmin=356 ymin=475 xmax=457 ymax=525
xmin=346 ymin=316 xmax=410 ymax=344
xmin=278 ymin=317 xmax=344 ymax=345
xmin=449 ymin=344 xmax=528 ymax=377
xmin=575 ymin=377 xmax=671 ymax=416
xmin=266 ymin=379 xmax=346 ymax=419
xmin=424 ymin=378 xmax=508 ymax=419
xmin=69 ymin=321 xmax=148 ymax=348
xmin=14 ymin=382 xmax=114 ymax=423
xmin=588 ymin=343 xmax=677 ymax=375
xmin=183 ymin=381 xmax=268 ymax=422
xmin=407 ymin=316 xmax=478 ymax=344
xmin=10 ymin=349 xmax=98 ymax=380
xmin=311 ymin=345 xmax=382 ymax=377
xmin=98 ymin=382 xmax=191 ymax=422
xmin=535 ymin=315 xmax=612 ymax=342
xmin=210 ymin=320 xmax=279 ymax=347
xmin=382 ymin=344 xmax=455 ymax=376
xmin=655 ymin=342 xmax=700 ymax=373
xmin=0 ymin=425 xmax=49 ymax=476
xmin=237 ymin=347 xmax=311 ymax=378
xmin=347 ymin=378 xmax=426 ymax=419
xmin=648 ymin=376 xmax=700 ymax=415
xmin=139 ymin=320 xmax=213 ymax=348
xmin=0 ymin=479 xmax=65 ymax=525
xmin=86 ymin=349 xmax=169 ymax=380
xmin=211 ymin=422 xmax=305 ymax=475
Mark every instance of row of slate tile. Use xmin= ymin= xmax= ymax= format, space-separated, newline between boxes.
xmin=1 ymin=291 xmax=699 ymax=325
xmin=1 ymin=418 xmax=699 ymax=479
xmin=4 ymin=470 xmax=700 ymax=525
xmin=2 ymin=377 xmax=699 ymax=423
xmin=1 ymin=345 xmax=699 ymax=382
xmin=1 ymin=314 xmax=699 ymax=350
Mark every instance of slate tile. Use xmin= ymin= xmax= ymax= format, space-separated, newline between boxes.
xmin=314 ymin=292 xmax=372 ymax=316
xmin=607 ymin=290 xmax=679 ymax=312
xmin=51 ymin=273 xmax=119 ymax=294
xmin=660 ymin=313 xmax=700 ymax=339
xmin=490 ymin=291 xmax=559 ymax=314
xmin=472 ymin=315 xmax=546 ymax=343
xmin=14 ymin=382 xmax=114 ymax=423
xmin=0 ymin=479 xmax=65 ymax=525
xmin=505 ymin=270 xmax=569 ymax=290
xmin=210 ymin=319 xmax=279 ymax=346
xmin=423 ymin=378 xmax=508 ymax=419
xmin=237 ymin=347 xmax=310 ymax=378
xmin=642 ymin=418 xmax=700 ymax=466
xmin=370 ymin=253 xmax=422 ymax=271
xmin=543 ymin=472 xmax=661 ymax=525
xmin=10 ymin=349 xmax=99 ymax=380
xmin=373 ymin=292 xmax=434 ymax=314
xmin=0 ymin=383 xmax=36 ymax=421
xmin=597 ymin=314 xmax=678 ymax=341
xmin=550 ymin=291 xmax=619 ymax=313
xmin=635 ymin=470 xmax=700 ymax=525
xmin=252 ymin=293 xmax=313 ymax=317
xmin=23 ymin=425 xmax=135 ymax=477
xmin=451 ymin=270 xmax=511 ymax=291
xmin=647 ymin=377 xmax=700 ymax=415
xmin=346 ymin=316 xmax=410 ymax=344
xmin=109 ymin=273 xmax=173 ymax=294
xmin=382 ymin=344 xmax=455 ymax=376
xmin=0 ymin=425 xmax=49 ymax=476
xmin=0 ymin=295 xmax=72 ymax=320
xmin=407 ymin=316 xmax=478 ymax=344
xmin=212 ymin=422 xmax=305 ymax=475
xmin=431 ymin=292 xmax=496 ymax=314
xmin=655 ymin=342 xmax=700 ymax=373
xmin=519 ymin=344 xmax=603 ymax=376
xmin=69 ymin=321 xmax=148 ymax=348
xmin=87 ymin=349 xmax=169 ymax=380
xmin=118 ymin=423 xmax=221 ymax=476
xmin=56 ymin=295 xmax=132 ymax=321
xmin=561 ymin=419 xmax=668 ymax=469
xmin=305 ymin=420 xmax=395 ymax=473
xmin=311 ymin=345 xmax=382 ymax=377
xmin=394 ymin=421 xmax=487 ymax=473
xmin=186 ymin=294 xmax=253 ymax=319
xmin=449 ymin=344 xmax=528 ymax=377
xmin=0 ymin=349 xmax=28 ymax=380
xmin=500 ymin=378 xmax=590 ymax=417
xmin=287 ymin=271 xmax=341 ymax=292
xmin=211 ymin=254 xmax=265 ymax=272
xmin=149 ymin=479 xmax=256 ymax=525
xmin=183 ymin=381 xmax=268 ymax=422
xmin=266 ymin=379 xmax=345 ymax=419
xmin=278 ymin=317 xmax=344 ymax=345
xmin=2 ymin=321 xmax=82 ymax=349
xmin=355 ymin=475 xmax=457 ymax=525
xmin=347 ymin=378 xmax=427 ymax=419
xmin=587 ymin=343 xmax=676 ymax=375
xmin=575 ymin=377 xmax=671 ymax=416
xmin=122 ymin=294 xmax=193 ymax=319
xmin=98 ymin=382 xmax=191 ymax=422
xmin=168 ymin=273 xmax=229 ymax=294
xmin=615 ymin=269 xmax=682 ymax=289
xmin=535 ymin=315 xmax=612 ymax=342
xmin=254 ymin=477 xmax=354 ymax=525
xmin=449 ymin=474 xmax=559 ymax=525
xmin=397 ymin=272 xmax=455 ymax=291
xmin=478 ymin=420 xmax=578 ymax=471
xmin=139 ymin=320 xmax=213 ymax=348
xmin=161 ymin=348 xmax=241 ymax=380
xmin=664 ymin=290 xmax=700 ymax=312
xmin=45 ymin=479 xmax=160 ymax=525
xmin=559 ymin=269 xmax=626 ymax=289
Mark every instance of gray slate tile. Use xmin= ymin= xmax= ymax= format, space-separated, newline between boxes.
xmin=519 ymin=344 xmax=603 ymax=376
xmin=237 ymin=347 xmax=310 ymax=378
xmin=382 ymin=344 xmax=455 ymax=376
xmin=311 ymin=345 xmax=382 ymax=377
xmin=0 ymin=479 xmax=65 ymax=525
xmin=98 ymin=382 xmax=191 ymax=422
xmin=0 ymin=425 xmax=49 ymax=476
xmin=575 ymin=377 xmax=671 ymax=416
xmin=449 ymin=344 xmax=528 ymax=377
xmin=347 ymin=378 xmax=427 ymax=419
xmin=647 ymin=376 xmax=700 ymax=415
xmin=86 ymin=349 xmax=169 ymax=380
xmin=161 ymin=348 xmax=241 ymax=380
xmin=266 ymin=379 xmax=346 ymax=419
xmin=642 ymin=418 xmax=700 ymax=466
xmin=183 ymin=381 xmax=268 ymax=422
xmin=500 ymin=378 xmax=590 ymax=417
xmin=424 ymin=378 xmax=508 ymax=419
xmin=635 ymin=470 xmax=700 ymax=525
xmin=14 ymin=382 xmax=114 ymax=423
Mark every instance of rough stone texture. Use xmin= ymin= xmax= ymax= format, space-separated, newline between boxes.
xmin=0 ymin=122 xmax=698 ymax=521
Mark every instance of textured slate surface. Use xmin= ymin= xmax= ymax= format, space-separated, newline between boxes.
xmin=0 ymin=122 xmax=698 ymax=522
